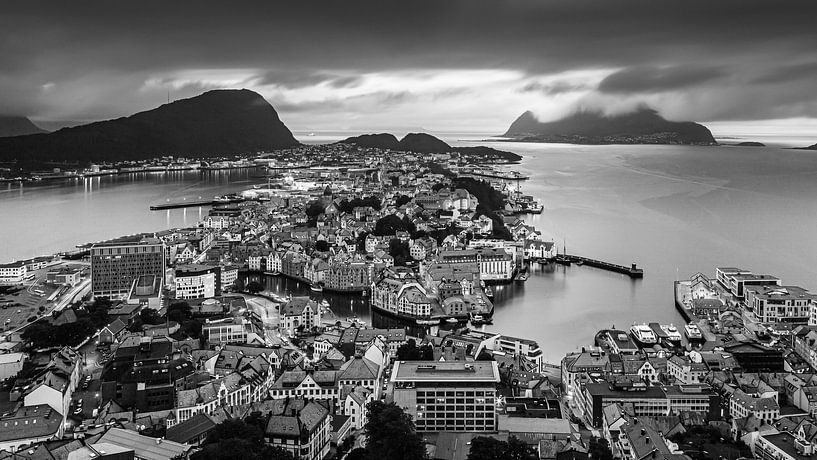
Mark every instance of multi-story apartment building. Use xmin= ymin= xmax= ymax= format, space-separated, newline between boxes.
xmin=666 ymin=355 xmax=708 ymax=384
xmin=745 ymin=285 xmax=815 ymax=324
xmin=371 ymin=276 xmax=433 ymax=318
xmin=265 ymin=398 xmax=331 ymax=460
xmin=174 ymin=264 xmax=220 ymax=299
xmin=201 ymin=317 xmax=259 ymax=345
xmin=91 ymin=236 xmax=165 ymax=298
xmin=492 ymin=335 xmax=545 ymax=373
xmin=715 ymin=267 xmax=781 ymax=302
xmin=391 ymin=361 xmax=500 ymax=432
xmin=730 ymin=388 xmax=780 ymax=421
xmin=577 ymin=381 xmax=719 ymax=427
xmin=0 ymin=262 xmax=27 ymax=285
xmin=437 ymin=248 xmax=514 ymax=282
xmin=327 ymin=260 xmax=371 ymax=291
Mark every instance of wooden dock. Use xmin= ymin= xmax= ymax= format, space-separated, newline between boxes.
xmin=552 ymin=254 xmax=643 ymax=278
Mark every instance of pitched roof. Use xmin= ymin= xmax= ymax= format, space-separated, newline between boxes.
xmin=165 ymin=413 xmax=218 ymax=444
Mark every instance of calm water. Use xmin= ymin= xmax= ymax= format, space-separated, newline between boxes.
xmin=3 ymin=136 xmax=817 ymax=360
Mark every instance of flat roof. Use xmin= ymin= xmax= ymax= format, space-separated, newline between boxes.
xmin=392 ymin=361 xmax=500 ymax=383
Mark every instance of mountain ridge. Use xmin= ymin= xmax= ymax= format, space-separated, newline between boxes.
xmin=503 ymin=107 xmax=716 ymax=145
xmin=339 ymin=132 xmax=522 ymax=162
xmin=0 ymin=89 xmax=299 ymax=165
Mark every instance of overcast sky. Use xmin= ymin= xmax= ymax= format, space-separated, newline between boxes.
xmin=2 ymin=0 xmax=817 ymax=133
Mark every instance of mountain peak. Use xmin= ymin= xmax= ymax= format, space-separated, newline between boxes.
xmin=0 ymin=115 xmax=47 ymax=138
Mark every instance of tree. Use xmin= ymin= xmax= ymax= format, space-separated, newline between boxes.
xmin=139 ymin=308 xmax=163 ymax=325
xmin=246 ymin=280 xmax=264 ymax=294
xmin=394 ymin=194 xmax=412 ymax=207
xmin=468 ymin=436 xmax=508 ymax=460
xmin=167 ymin=301 xmax=192 ymax=324
xmin=305 ymin=200 xmax=326 ymax=218
xmin=192 ymin=419 xmax=297 ymax=460
xmin=365 ymin=401 xmax=427 ymax=460
xmin=467 ymin=436 xmax=535 ymax=460
xmin=345 ymin=448 xmax=368 ymax=460
xmin=388 ymin=239 xmax=411 ymax=266
xmin=315 ymin=240 xmax=330 ymax=252
xmin=397 ymin=339 xmax=433 ymax=361
xmin=588 ymin=437 xmax=614 ymax=460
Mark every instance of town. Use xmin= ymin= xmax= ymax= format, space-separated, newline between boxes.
xmin=0 ymin=142 xmax=813 ymax=460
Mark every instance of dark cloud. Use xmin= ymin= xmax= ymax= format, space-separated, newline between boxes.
xmin=598 ymin=65 xmax=727 ymax=94
xmin=750 ymin=61 xmax=817 ymax=85
xmin=1 ymin=0 xmax=817 ymax=125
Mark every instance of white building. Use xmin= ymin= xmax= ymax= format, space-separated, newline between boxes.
xmin=175 ymin=264 xmax=219 ymax=299
xmin=279 ymin=297 xmax=321 ymax=336
xmin=0 ymin=262 xmax=27 ymax=285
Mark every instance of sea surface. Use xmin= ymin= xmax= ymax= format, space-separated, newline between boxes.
xmin=2 ymin=132 xmax=817 ymax=360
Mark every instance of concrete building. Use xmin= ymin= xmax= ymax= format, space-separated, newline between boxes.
xmin=0 ymin=262 xmax=27 ymax=285
xmin=391 ymin=361 xmax=500 ymax=432
xmin=91 ymin=236 xmax=165 ymax=299
xmin=745 ymin=285 xmax=815 ymax=324
xmin=175 ymin=264 xmax=220 ymax=300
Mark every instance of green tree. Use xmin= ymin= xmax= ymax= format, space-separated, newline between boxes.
xmin=365 ymin=401 xmax=427 ymax=460
xmin=315 ymin=240 xmax=330 ymax=252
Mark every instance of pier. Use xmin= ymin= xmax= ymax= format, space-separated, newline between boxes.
xmin=550 ymin=254 xmax=644 ymax=278
xmin=149 ymin=198 xmax=243 ymax=210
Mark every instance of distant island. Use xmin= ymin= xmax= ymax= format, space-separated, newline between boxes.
xmin=339 ymin=132 xmax=523 ymax=162
xmin=733 ymin=141 xmax=765 ymax=147
xmin=0 ymin=115 xmax=47 ymax=138
xmin=0 ymin=89 xmax=299 ymax=166
xmin=795 ymin=142 xmax=817 ymax=150
xmin=502 ymin=107 xmax=717 ymax=145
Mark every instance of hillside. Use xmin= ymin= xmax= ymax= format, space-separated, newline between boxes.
xmin=0 ymin=115 xmax=46 ymax=137
xmin=796 ymin=142 xmax=817 ymax=150
xmin=338 ymin=133 xmax=400 ymax=150
xmin=340 ymin=132 xmax=522 ymax=162
xmin=503 ymin=108 xmax=716 ymax=145
xmin=0 ymin=89 xmax=299 ymax=165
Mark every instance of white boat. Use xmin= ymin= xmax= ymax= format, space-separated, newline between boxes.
xmin=685 ymin=324 xmax=703 ymax=340
xmin=660 ymin=324 xmax=683 ymax=343
xmin=630 ymin=323 xmax=658 ymax=345
xmin=445 ymin=318 xmax=459 ymax=324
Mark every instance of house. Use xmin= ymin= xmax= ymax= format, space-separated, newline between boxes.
xmin=165 ymin=412 xmax=220 ymax=446
xmin=667 ymin=355 xmax=708 ymax=384
xmin=279 ymin=297 xmax=321 ymax=336
xmin=0 ymin=404 xmax=63 ymax=453
xmin=264 ymin=398 xmax=332 ymax=460
xmin=342 ymin=386 xmax=373 ymax=430
xmin=98 ymin=318 xmax=128 ymax=345
xmin=98 ymin=428 xmax=190 ymax=460
xmin=0 ymin=352 xmax=26 ymax=381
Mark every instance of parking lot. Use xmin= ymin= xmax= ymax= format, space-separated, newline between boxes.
xmin=0 ymin=261 xmax=90 ymax=334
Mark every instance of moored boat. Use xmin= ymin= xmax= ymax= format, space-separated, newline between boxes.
xmin=630 ymin=323 xmax=658 ymax=346
xmin=684 ymin=323 xmax=703 ymax=341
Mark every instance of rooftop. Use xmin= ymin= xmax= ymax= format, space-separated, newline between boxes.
xmin=392 ymin=361 xmax=500 ymax=383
